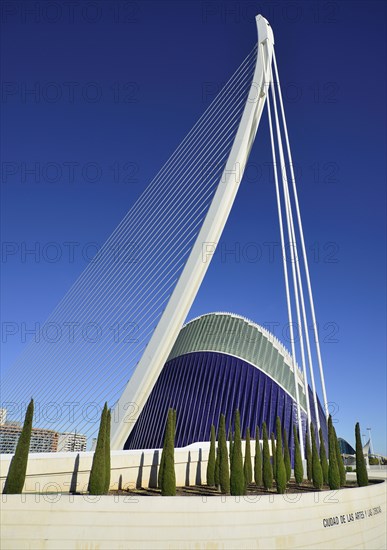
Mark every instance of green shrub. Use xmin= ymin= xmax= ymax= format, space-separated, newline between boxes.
xmin=244 ymin=427 xmax=252 ymax=486
xmin=218 ymin=414 xmax=230 ymax=494
xmin=345 ymin=466 xmax=353 ymax=472
xmin=328 ymin=415 xmax=340 ymax=490
xmin=293 ymin=424 xmax=303 ymax=484
xmin=275 ymin=417 xmax=287 ymax=494
xmin=319 ymin=427 xmax=328 ymax=485
xmin=206 ymin=425 xmax=216 ymax=486
xmin=230 ymin=410 xmax=245 ymax=495
xmin=89 ymin=403 xmax=107 ymax=495
xmin=254 ymin=426 xmax=262 ymax=487
xmin=160 ymin=408 xmax=176 ymax=496
xmin=3 ymin=398 xmax=34 ymax=494
xmin=283 ymin=428 xmax=291 ymax=482
xmin=311 ymin=423 xmax=323 ymax=490
xmin=262 ymin=422 xmax=273 ymax=490
xmin=355 ymin=422 xmax=368 ymax=487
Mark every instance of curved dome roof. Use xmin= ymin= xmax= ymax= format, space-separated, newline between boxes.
xmin=167 ymin=312 xmax=307 ymax=410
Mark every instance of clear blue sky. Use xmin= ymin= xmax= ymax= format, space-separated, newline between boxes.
xmin=1 ymin=1 xmax=386 ymax=454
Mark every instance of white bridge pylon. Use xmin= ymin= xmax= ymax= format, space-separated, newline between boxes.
xmin=110 ymin=15 xmax=329 ymax=456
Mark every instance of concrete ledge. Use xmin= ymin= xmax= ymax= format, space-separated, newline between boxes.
xmin=1 ymin=481 xmax=385 ymax=549
xmin=0 ymin=444 xmax=210 ymax=492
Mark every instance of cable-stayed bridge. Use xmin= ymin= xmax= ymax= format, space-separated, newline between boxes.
xmin=1 ymin=16 xmax=328 ymax=457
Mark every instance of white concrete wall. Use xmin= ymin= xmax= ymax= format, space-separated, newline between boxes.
xmin=0 ymin=443 xmax=211 ymax=493
xmin=1 ymin=481 xmax=385 ymax=549
xmin=1 ymin=443 xmax=383 ymax=495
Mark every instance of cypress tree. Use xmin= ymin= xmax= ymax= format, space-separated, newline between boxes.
xmin=218 ymin=414 xmax=230 ymax=494
xmin=158 ymin=410 xmax=169 ymax=489
xmin=355 ymin=422 xmax=368 ymax=487
xmin=328 ymin=415 xmax=340 ymax=490
xmin=275 ymin=417 xmax=287 ymax=494
xmin=334 ymin=426 xmax=346 ymax=486
xmin=283 ymin=428 xmax=291 ymax=482
xmin=104 ymin=408 xmax=111 ymax=494
xmin=319 ymin=427 xmax=328 ymax=485
xmin=214 ymin=445 xmax=220 ymax=489
xmin=254 ymin=426 xmax=262 ymax=487
xmin=306 ymin=429 xmax=312 ymax=482
xmin=262 ymin=422 xmax=273 ymax=490
xmin=293 ymin=424 xmax=303 ymax=484
xmin=271 ymin=432 xmax=277 ymax=479
xmin=311 ymin=423 xmax=323 ymax=490
xmin=158 ymin=451 xmax=165 ymax=489
xmin=3 ymin=398 xmax=34 ymax=494
xmin=244 ymin=427 xmax=252 ymax=486
xmin=206 ymin=424 xmax=216 ymax=487
xmin=228 ymin=428 xmax=233 ymax=469
xmin=161 ymin=408 xmax=176 ymax=496
xmin=230 ymin=410 xmax=246 ymax=495
xmin=89 ymin=403 xmax=107 ymax=495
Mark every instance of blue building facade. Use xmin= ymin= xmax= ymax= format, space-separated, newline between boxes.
xmin=125 ymin=313 xmax=328 ymax=458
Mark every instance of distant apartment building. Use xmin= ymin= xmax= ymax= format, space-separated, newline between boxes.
xmin=0 ymin=423 xmax=59 ymax=454
xmin=57 ymin=432 xmax=87 ymax=453
xmin=0 ymin=408 xmax=87 ymax=454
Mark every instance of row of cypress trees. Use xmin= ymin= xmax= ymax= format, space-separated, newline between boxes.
xmin=260 ymin=418 xmax=297 ymax=493
xmin=302 ymin=415 xmax=348 ymax=490
xmin=1 ymin=399 xmax=370 ymax=495
xmin=205 ymin=412 xmax=363 ymax=494
xmin=207 ymin=412 xmax=295 ymax=495
xmin=207 ymin=411 xmax=245 ymax=495
xmin=90 ymin=408 xmax=368 ymax=495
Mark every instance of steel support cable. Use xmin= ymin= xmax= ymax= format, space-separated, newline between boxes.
xmin=39 ymin=184 xmax=221 ymax=429
xmin=1 ymin=47 xmax=258 ymax=386
xmin=4 ymin=205 xmax=199 ymax=416
xmin=269 ymin=59 xmax=312 ymax=441
xmin=3 ymin=194 xmax=217 ymax=422
xmin=4 ymin=116 xmax=249 ymax=434
xmin=37 ymin=274 xmax=181 ymax=431
xmin=265 ymin=50 xmax=304 ymax=457
xmin=283 ymin=183 xmax=321 ymax=433
xmin=281 ymin=158 xmax=314 ymax=430
xmin=55 ymin=267 xmax=185 ymax=436
xmin=272 ymin=49 xmax=329 ymax=420
xmin=3 ymin=110 xmax=246 ymax=410
xmin=6 ymin=46 xmax=270 ymax=448
xmin=2 ymin=66 xmax=255 ymax=406
xmin=49 ymin=110 xmax=252 ymax=440
xmin=3 ymin=52 xmax=258 ymax=392
xmin=16 ymin=127 xmax=244 ymax=424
